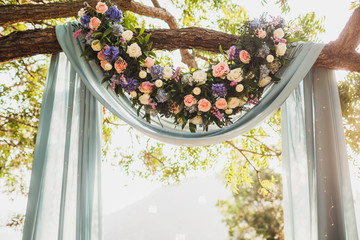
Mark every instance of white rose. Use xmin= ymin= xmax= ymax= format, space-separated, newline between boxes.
xmin=127 ymin=43 xmax=142 ymax=58
xmin=122 ymin=30 xmax=133 ymax=42
xmin=227 ymin=68 xmax=243 ymax=82
xmin=227 ymin=97 xmax=241 ymax=109
xmin=225 ymin=108 xmax=233 ymax=114
xmin=192 ymin=70 xmax=207 ymax=84
xmin=193 ymin=87 xmax=201 ymax=95
xmin=266 ymin=55 xmax=274 ymax=63
xmin=163 ymin=66 xmax=173 ymax=79
xmin=235 ymin=84 xmax=244 ymax=93
xmin=139 ymin=94 xmax=150 ymax=105
xmin=273 ymin=28 xmax=285 ymax=39
xmin=258 ymin=76 xmax=272 ymax=87
xmin=155 ymin=79 xmax=163 ymax=88
xmin=139 ymin=70 xmax=147 ymax=79
xmin=190 ymin=115 xmax=203 ymax=125
xmin=78 ymin=8 xmax=86 ymax=18
xmin=91 ymin=40 xmax=102 ymax=51
xmin=130 ymin=91 xmax=137 ymax=98
xmin=276 ymin=42 xmax=287 ymax=56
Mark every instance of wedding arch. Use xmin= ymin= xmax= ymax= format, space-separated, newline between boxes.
xmin=1 ymin=1 xmax=360 ymax=240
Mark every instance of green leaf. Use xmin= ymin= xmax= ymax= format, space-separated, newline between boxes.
xmin=102 ymin=28 xmax=113 ymax=39
xmin=138 ymin=24 xmax=145 ymax=37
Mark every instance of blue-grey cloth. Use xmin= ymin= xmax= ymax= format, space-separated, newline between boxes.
xmin=22 ymin=22 xmax=358 ymax=240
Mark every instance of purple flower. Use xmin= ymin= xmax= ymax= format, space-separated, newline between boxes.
xmin=260 ymin=65 xmax=270 ymax=79
xmin=150 ymin=65 xmax=164 ymax=79
xmin=80 ymin=15 xmax=90 ymax=28
xmin=120 ymin=77 xmax=138 ymax=93
xmin=249 ymin=19 xmax=261 ymax=28
xmin=212 ymin=83 xmax=227 ymax=97
xmin=155 ymin=89 xmax=168 ymax=103
xmin=227 ymin=46 xmax=240 ymax=61
xmin=257 ymin=44 xmax=270 ymax=58
xmin=112 ymin=24 xmax=124 ymax=37
xmin=103 ymin=46 xmax=119 ymax=63
xmin=106 ymin=6 xmax=123 ymax=23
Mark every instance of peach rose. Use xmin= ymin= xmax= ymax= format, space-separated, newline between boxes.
xmin=170 ymin=103 xmax=180 ymax=114
xmin=257 ymin=29 xmax=266 ymax=38
xmin=198 ymin=98 xmax=211 ymax=112
xmin=212 ymin=62 xmax=230 ymax=79
xmin=100 ymin=60 xmax=112 ymax=71
xmin=139 ymin=81 xmax=153 ymax=94
xmin=215 ymin=98 xmax=227 ymax=109
xmin=89 ymin=17 xmax=101 ymax=30
xmin=143 ymin=57 xmax=155 ymax=69
xmin=239 ymin=50 xmax=251 ymax=64
xmin=96 ymin=2 xmax=108 ymax=14
xmin=114 ymin=57 xmax=127 ymax=74
xmin=184 ymin=94 xmax=197 ymax=107
xmin=97 ymin=47 xmax=107 ymax=61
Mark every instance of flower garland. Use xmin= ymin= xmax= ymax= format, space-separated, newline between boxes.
xmin=73 ymin=1 xmax=302 ymax=132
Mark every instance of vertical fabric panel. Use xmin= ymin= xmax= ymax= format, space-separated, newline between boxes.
xmin=22 ymin=53 xmax=102 ymax=240
xmin=282 ymin=68 xmax=358 ymax=239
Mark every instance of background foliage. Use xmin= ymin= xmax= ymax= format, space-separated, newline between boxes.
xmin=0 ymin=0 xmax=359 ymax=238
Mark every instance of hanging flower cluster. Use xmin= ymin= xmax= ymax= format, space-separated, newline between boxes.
xmin=73 ymin=1 xmax=302 ymax=132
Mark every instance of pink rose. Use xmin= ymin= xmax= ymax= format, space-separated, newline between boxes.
xmin=215 ymin=98 xmax=227 ymax=109
xmin=114 ymin=57 xmax=127 ymax=74
xmin=239 ymin=50 xmax=251 ymax=64
xmin=198 ymin=98 xmax=211 ymax=112
xmin=89 ymin=17 xmax=101 ymax=30
xmin=96 ymin=2 xmax=108 ymax=14
xmin=100 ymin=60 xmax=112 ymax=71
xmin=257 ymin=29 xmax=266 ymax=38
xmin=97 ymin=46 xmax=107 ymax=61
xmin=184 ymin=94 xmax=197 ymax=107
xmin=139 ymin=81 xmax=153 ymax=94
xmin=143 ymin=57 xmax=155 ymax=69
xmin=212 ymin=62 xmax=230 ymax=79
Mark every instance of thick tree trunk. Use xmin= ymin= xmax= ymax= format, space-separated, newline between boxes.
xmin=1 ymin=27 xmax=360 ymax=72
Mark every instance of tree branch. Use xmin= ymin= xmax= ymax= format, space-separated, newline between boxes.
xmin=225 ymin=140 xmax=272 ymax=195
xmin=1 ymin=26 xmax=360 ymax=72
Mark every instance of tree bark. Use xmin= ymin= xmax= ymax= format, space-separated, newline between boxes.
xmin=0 ymin=0 xmax=175 ymax=27
xmin=1 ymin=27 xmax=360 ymax=72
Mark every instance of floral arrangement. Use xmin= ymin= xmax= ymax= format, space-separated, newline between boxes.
xmin=73 ymin=1 xmax=302 ymax=132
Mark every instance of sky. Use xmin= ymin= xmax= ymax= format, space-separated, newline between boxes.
xmin=0 ymin=0 xmax=359 ymax=239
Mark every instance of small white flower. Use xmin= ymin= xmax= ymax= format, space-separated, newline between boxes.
xmin=276 ymin=43 xmax=287 ymax=56
xmin=139 ymin=70 xmax=147 ymax=79
xmin=192 ymin=70 xmax=207 ymax=84
xmin=225 ymin=108 xmax=233 ymax=114
xmin=193 ymin=87 xmax=201 ymax=95
xmin=273 ymin=28 xmax=285 ymax=39
xmin=163 ymin=66 xmax=173 ymax=80
xmin=127 ymin=43 xmax=142 ymax=58
xmin=91 ymin=40 xmax=102 ymax=51
xmin=266 ymin=55 xmax=274 ymax=63
xmin=155 ymin=79 xmax=163 ymax=88
xmin=227 ymin=68 xmax=243 ymax=82
xmin=235 ymin=84 xmax=244 ymax=93
xmin=139 ymin=94 xmax=150 ymax=105
xmin=130 ymin=91 xmax=137 ymax=98
xmin=190 ymin=115 xmax=203 ymax=125
xmin=258 ymin=76 xmax=272 ymax=87
xmin=122 ymin=30 xmax=133 ymax=42
xmin=78 ymin=8 xmax=86 ymax=18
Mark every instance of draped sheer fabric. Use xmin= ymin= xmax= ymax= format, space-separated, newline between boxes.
xmin=22 ymin=23 xmax=358 ymax=240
